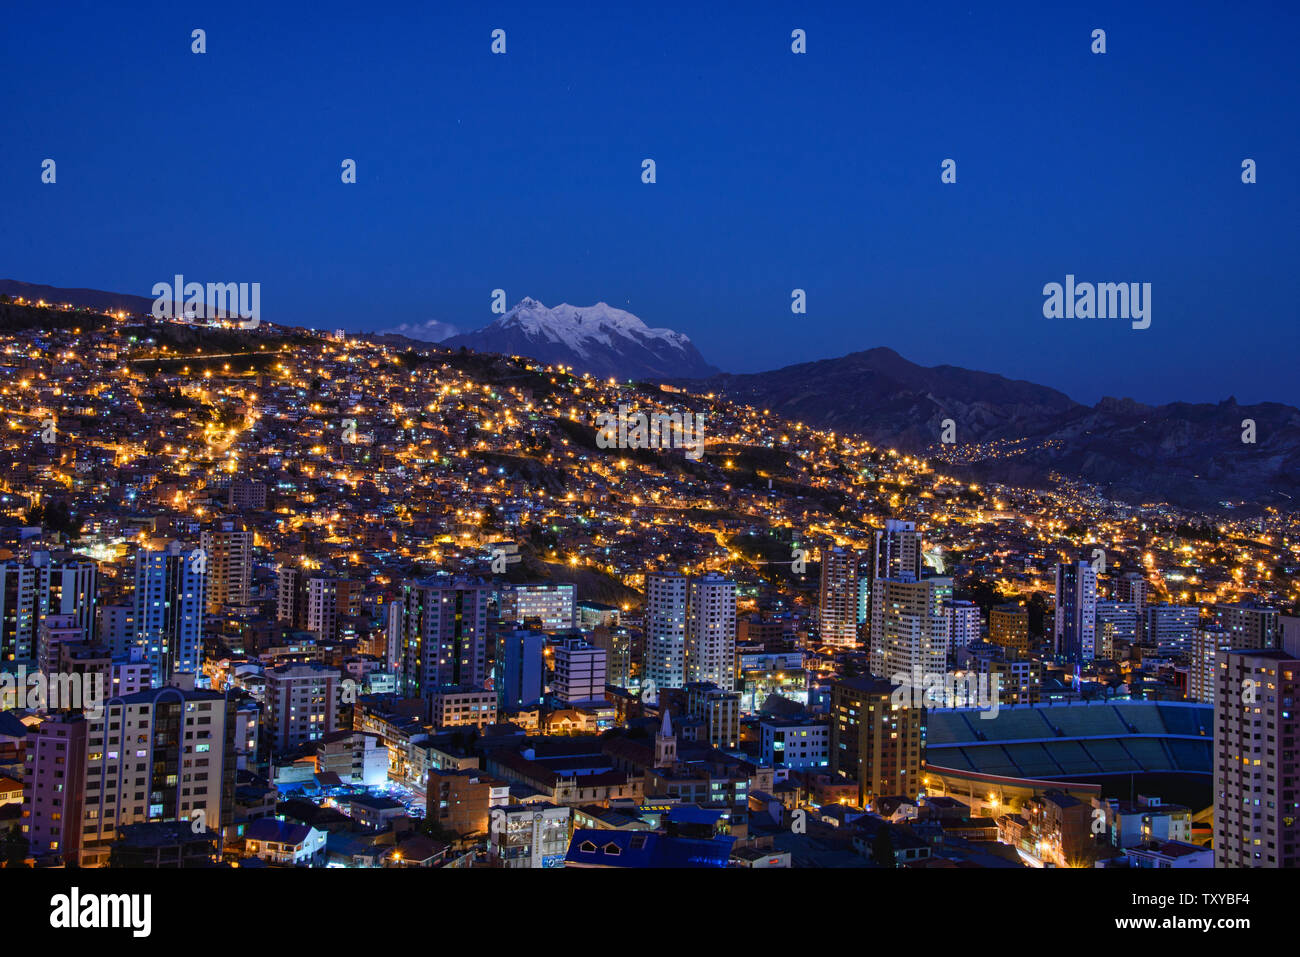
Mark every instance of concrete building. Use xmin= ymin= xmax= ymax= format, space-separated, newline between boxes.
xmin=830 ymin=675 xmax=924 ymax=807
xmin=1100 ymin=795 xmax=1193 ymax=848
xmin=869 ymin=576 xmax=953 ymax=681
xmin=22 ymin=711 xmax=88 ymax=865
xmin=1054 ymin=559 xmax=1097 ymax=662
xmin=1213 ymin=647 xmax=1300 ymax=868
xmin=686 ymin=681 xmax=741 ymax=750
xmin=304 ymin=577 xmax=362 ymax=642
xmin=315 ymin=730 xmax=388 ymax=787
xmin=200 ymin=522 xmax=252 ymax=611
xmin=552 ymin=637 xmax=607 ymax=707
xmin=0 ymin=553 xmax=96 ymax=661
xmin=227 ymin=480 xmax=268 ymax=510
xmin=644 ymin=572 xmax=688 ymax=695
xmin=1115 ymin=572 xmax=1149 ymax=631
xmin=817 ymin=546 xmax=862 ymax=649
xmin=1145 ymin=604 xmax=1200 ymax=658
xmin=265 ymin=662 xmax=341 ymax=752
xmin=132 ymin=541 xmax=206 ymax=686
xmin=979 ymin=656 xmax=1042 ymax=705
xmin=78 ymin=687 xmax=236 ymax=867
xmin=1095 ymin=601 xmax=1140 ymax=650
xmin=488 ymin=803 xmax=572 ymax=868
xmin=430 ymin=686 xmax=498 ymax=730
xmin=870 ymin=520 xmax=923 ymax=583
xmin=36 ymin=613 xmax=84 ymax=677
xmin=498 ymin=583 xmax=576 ymax=631
xmin=686 ymin=573 xmax=737 ymax=691
xmin=498 ymin=627 xmax=547 ymax=709
xmin=989 ymin=603 xmax=1030 ymax=656
xmin=389 ymin=577 xmax=491 ymax=700
xmin=1214 ymin=603 xmax=1279 ymax=651
xmin=944 ymin=599 xmax=980 ymax=662
xmin=759 ymin=717 xmax=830 ymax=770
xmin=425 ymin=767 xmax=510 ymax=837
xmin=1189 ymin=624 xmax=1231 ymax=704
xmin=590 ymin=625 xmax=632 ymax=689
xmin=98 ymin=604 xmax=136 ymax=658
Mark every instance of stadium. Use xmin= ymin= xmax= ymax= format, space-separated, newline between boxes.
xmin=923 ymin=700 xmax=1213 ymax=815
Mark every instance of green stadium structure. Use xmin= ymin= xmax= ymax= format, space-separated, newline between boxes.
xmin=925 ymin=701 xmax=1212 ymax=780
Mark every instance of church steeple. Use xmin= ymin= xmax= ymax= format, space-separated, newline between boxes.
xmin=654 ymin=708 xmax=677 ymax=768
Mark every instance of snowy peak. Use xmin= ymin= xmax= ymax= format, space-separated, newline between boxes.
xmin=444 ymin=298 xmax=717 ymax=381
xmin=499 ymin=299 xmax=685 ymax=350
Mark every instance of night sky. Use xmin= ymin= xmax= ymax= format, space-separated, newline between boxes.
xmin=4 ymin=0 xmax=1297 ymax=405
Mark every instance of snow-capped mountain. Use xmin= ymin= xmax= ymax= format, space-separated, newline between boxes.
xmin=379 ymin=317 xmax=462 ymax=342
xmin=442 ymin=298 xmax=718 ymax=380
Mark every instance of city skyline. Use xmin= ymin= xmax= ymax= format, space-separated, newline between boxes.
xmin=5 ymin=0 xmax=1298 ymax=926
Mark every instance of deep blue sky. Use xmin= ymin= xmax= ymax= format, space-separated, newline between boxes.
xmin=4 ymin=1 xmax=1298 ymax=406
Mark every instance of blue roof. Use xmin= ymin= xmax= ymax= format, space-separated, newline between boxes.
xmin=244 ymin=817 xmax=313 ymax=846
xmin=565 ymin=829 xmax=733 ymax=868
xmin=665 ymin=806 xmax=725 ymax=826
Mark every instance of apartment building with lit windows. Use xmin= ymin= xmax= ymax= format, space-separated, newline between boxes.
xmin=830 ymin=675 xmax=925 ymax=807
xmin=78 ymin=687 xmax=236 ymax=867
xmin=1212 ymin=647 xmax=1300 ymax=868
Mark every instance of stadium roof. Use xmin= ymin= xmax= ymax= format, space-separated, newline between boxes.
xmin=926 ymin=701 xmax=1211 ymax=778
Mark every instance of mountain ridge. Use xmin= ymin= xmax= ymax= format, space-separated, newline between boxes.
xmin=6 ymin=279 xmax=1295 ymax=511
xmin=677 ymin=349 xmax=1300 ymax=511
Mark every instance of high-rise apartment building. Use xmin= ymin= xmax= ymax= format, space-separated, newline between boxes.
xmin=990 ymin=603 xmax=1030 ymax=656
xmin=830 ymin=676 xmax=925 ymax=807
xmin=944 ymin=599 xmax=980 ymax=662
xmin=866 ymin=521 xmax=924 ymax=643
xmin=1095 ymin=601 xmax=1140 ymax=652
xmin=22 ymin=711 xmax=89 ymax=865
xmin=1189 ymin=624 xmax=1231 ymax=704
xmin=498 ymin=583 xmax=576 ymax=632
xmin=685 ymin=681 xmax=741 ymax=750
xmin=0 ymin=553 xmax=96 ymax=661
xmin=305 ymin=577 xmax=362 ymax=642
xmin=200 ymin=522 xmax=253 ymax=611
xmin=132 ymin=541 xmax=206 ymax=686
xmin=817 ymin=546 xmax=862 ymax=649
xmin=265 ymin=662 xmax=342 ymax=751
xmin=870 ymin=520 xmax=923 ymax=583
xmin=1115 ymin=572 xmax=1149 ymax=611
xmin=98 ymin=604 xmax=136 ymax=658
xmin=498 ymin=627 xmax=547 ymax=709
xmin=389 ymin=577 xmax=491 ymax=699
xmin=644 ymin=572 xmax=688 ymax=695
xmin=1212 ymin=647 xmax=1300 ymax=868
xmin=1054 ymin=559 xmax=1097 ymax=662
xmin=36 ymin=613 xmax=85 ymax=677
xmin=1145 ymin=604 xmax=1200 ymax=657
xmin=590 ymin=625 xmax=632 ymax=689
xmin=78 ymin=687 xmax=237 ymax=867
xmin=686 ymin=572 xmax=737 ymax=691
xmin=276 ymin=565 xmax=305 ymax=626
xmin=1214 ymin=603 xmax=1279 ymax=652
xmin=277 ymin=567 xmax=361 ymax=641
xmin=869 ymin=576 xmax=953 ymax=681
